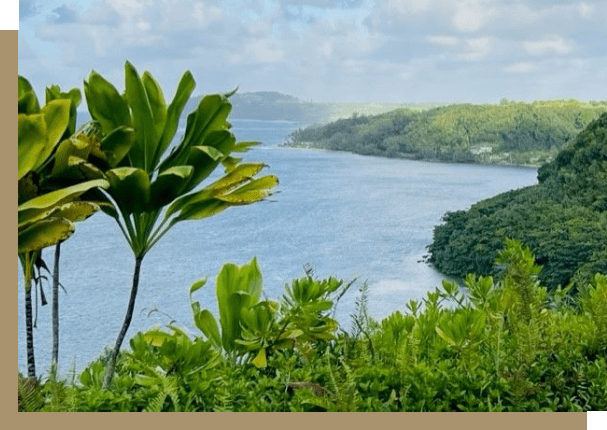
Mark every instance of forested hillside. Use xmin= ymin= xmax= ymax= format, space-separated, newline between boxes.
xmin=428 ymin=112 xmax=607 ymax=290
xmin=285 ymin=100 xmax=607 ymax=166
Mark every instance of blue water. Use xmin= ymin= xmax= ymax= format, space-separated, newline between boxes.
xmin=18 ymin=119 xmax=538 ymax=376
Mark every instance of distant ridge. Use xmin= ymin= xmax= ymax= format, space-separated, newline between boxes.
xmin=76 ymin=91 xmax=442 ymax=125
xmin=187 ymin=91 xmax=437 ymax=123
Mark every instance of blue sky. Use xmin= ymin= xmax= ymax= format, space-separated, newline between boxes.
xmin=17 ymin=0 xmax=607 ymax=103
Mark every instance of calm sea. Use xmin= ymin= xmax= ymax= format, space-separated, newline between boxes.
xmin=18 ymin=119 xmax=538 ymax=376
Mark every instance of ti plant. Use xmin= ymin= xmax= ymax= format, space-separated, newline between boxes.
xmin=79 ymin=62 xmax=278 ymax=388
xmin=18 ymin=77 xmax=108 ymax=379
xmin=190 ymin=258 xmax=352 ymax=368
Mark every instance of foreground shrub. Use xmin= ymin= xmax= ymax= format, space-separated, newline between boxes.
xmin=27 ymin=241 xmax=607 ymax=411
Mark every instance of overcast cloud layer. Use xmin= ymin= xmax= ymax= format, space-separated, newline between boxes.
xmin=18 ymin=0 xmax=607 ymax=103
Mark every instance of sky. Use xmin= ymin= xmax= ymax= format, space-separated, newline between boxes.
xmin=17 ymin=0 xmax=607 ymax=103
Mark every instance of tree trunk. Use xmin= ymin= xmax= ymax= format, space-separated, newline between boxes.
xmin=103 ymin=256 xmax=143 ymax=389
xmin=51 ymin=243 xmax=61 ymax=370
xmin=25 ymin=279 xmax=36 ymax=379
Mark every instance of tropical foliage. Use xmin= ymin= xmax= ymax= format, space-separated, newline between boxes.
xmin=71 ymin=62 xmax=279 ymax=387
xmin=285 ymin=100 xmax=607 ymax=166
xmin=18 ymin=242 xmax=607 ymax=411
xmin=428 ymin=112 xmax=607 ymax=290
xmin=18 ymin=77 xmax=108 ymax=378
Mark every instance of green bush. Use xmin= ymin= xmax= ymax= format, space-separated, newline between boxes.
xmin=27 ymin=242 xmax=607 ymax=412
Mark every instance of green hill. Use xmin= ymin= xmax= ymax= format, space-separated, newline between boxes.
xmin=428 ymin=112 xmax=607 ymax=290
xmin=285 ymin=100 xmax=607 ymax=166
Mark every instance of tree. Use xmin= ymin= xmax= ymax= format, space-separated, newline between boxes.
xmin=18 ymin=77 xmax=108 ymax=379
xmin=80 ymin=62 xmax=279 ymax=388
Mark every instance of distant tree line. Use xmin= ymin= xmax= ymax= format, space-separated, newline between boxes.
xmin=285 ymin=100 xmax=607 ymax=166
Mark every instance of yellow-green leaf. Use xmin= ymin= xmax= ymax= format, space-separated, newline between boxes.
xmin=18 ymin=217 xmax=74 ymax=253
xmin=33 ymin=99 xmax=72 ymax=172
xmin=251 ymin=348 xmax=267 ymax=368
xmin=52 ymin=201 xmax=100 ymax=223
xmin=18 ymin=179 xmax=109 ymax=226
xmin=18 ymin=113 xmax=47 ymax=179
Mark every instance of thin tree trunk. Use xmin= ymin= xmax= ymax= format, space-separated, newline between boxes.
xmin=51 ymin=243 xmax=61 ymax=370
xmin=103 ymin=256 xmax=143 ymax=389
xmin=25 ymin=280 xmax=36 ymax=379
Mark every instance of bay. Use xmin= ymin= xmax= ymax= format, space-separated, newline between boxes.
xmin=18 ymin=119 xmax=538 ymax=376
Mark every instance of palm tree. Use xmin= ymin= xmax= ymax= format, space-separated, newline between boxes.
xmin=81 ymin=62 xmax=279 ymax=388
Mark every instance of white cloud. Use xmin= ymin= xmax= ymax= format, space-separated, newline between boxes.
xmin=458 ymin=37 xmax=491 ymax=60
xmin=428 ymin=35 xmax=459 ymax=46
xmin=452 ymin=0 xmax=496 ymax=32
xmin=385 ymin=0 xmax=435 ymax=14
xmin=504 ymin=62 xmax=538 ymax=73
xmin=577 ymin=2 xmax=595 ymax=18
xmin=522 ymin=35 xmax=575 ymax=56
xmin=230 ymin=39 xmax=285 ymax=64
xmin=18 ymin=0 xmax=607 ymax=103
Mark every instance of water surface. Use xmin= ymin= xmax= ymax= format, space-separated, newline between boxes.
xmin=18 ymin=120 xmax=538 ymax=376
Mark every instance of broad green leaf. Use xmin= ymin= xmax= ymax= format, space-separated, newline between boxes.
xmin=125 ymin=61 xmax=158 ymax=170
xmin=243 ymin=257 xmax=263 ymax=301
xmin=222 ymin=292 xmax=249 ymax=350
xmin=53 ymin=156 xmax=106 ymax=182
xmin=18 ymin=201 xmax=99 ymax=231
xmin=180 ymin=145 xmax=224 ymax=193
xmin=100 ymin=126 xmax=135 ymax=167
xmin=159 ymin=94 xmax=232 ymax=170
xmin=216 ymin=260 xmax=262 ymax=350
xmin=209 ymin=163 xmax=266 ymax=193
xmin=221 ymin=156 xmax=242 ymax=172
xmin=18 ymin=113 xmax=46 ymax=179
xmin=149 ymin=165 xmax=194 ymax=209
xmin=18 ymin=76 xmax=40 ymax=114
xmin=52 ymin=136 xmax=94 ymax=176
xmin=154 ymin=71 xmax=196 ymax=168
xmin=106 ymin=167 xmax=150 ymax=214
xmin=185 ymin=94 xmax=232 ymax=149
xmin=52 ymin=201 xmax=100 ymax=223
xmin=174 ymin=199 xmax=228 ymax=222
xmin=193 ymin=309 xmax=221 ymax=346
xmin=192 ymin=145 xmax=223 ymax=161
xmin=142 ymin=71 xmax=167 ymax=144
xmin=18 ymin=179 xmax=109 ymax=226
xmin=201 ymin=130 xmax=235 ymax=154
xmin=84 ymin=70 xmax=131 ymax=135
xmin=18 ymin=217 xmax=74 ymax=253
xmin=217 ymin=175 xmax=278 ymax=204
xmin=18 ymin=205 xmax=62 ymax=231
xmin=45 ymin=84 xmax=81 ymax=136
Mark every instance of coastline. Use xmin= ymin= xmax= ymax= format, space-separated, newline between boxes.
xmin=280 ymin=143 xmax=541 ymax=170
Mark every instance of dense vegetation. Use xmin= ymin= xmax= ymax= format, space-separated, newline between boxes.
xmin=18 ymin=64 xmax=277 ymax=386
xmin=18 ymin=242 xmax=607 ymax=411
xmin=285 ymin=100 xmax=607 ymax=166
xmin=428 ymin=112 xmax=607 ymax=290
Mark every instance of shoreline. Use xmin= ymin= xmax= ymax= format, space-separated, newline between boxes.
xmin=280 ymin=144 xmax=541 ymax=170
